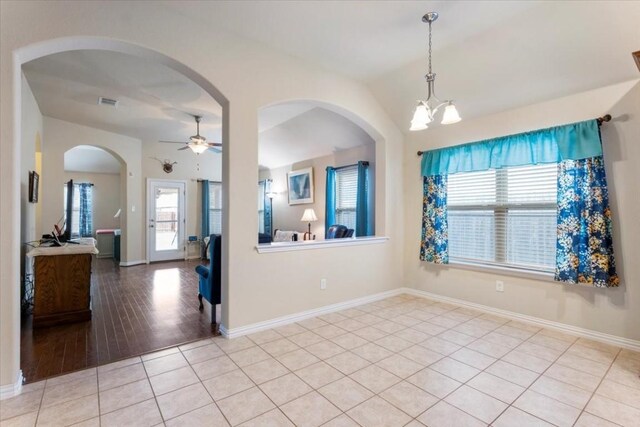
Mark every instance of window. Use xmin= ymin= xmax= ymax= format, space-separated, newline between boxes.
xmin=63 ymin=183 xmax=93 ymax=237
xmin=335 ymin=166 xmax=358 ymax=230
xmin=447 ymin=163 xmax=557 ymax=272
xmin=209 ymin=182 xmax=222 ymax=235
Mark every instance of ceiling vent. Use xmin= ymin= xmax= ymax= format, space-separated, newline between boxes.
xmin=98 ymin=97 xmax=119 ymax=108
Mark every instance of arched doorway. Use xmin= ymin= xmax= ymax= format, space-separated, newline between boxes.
xmin=6 ymin=37 xmax=230 ymax=393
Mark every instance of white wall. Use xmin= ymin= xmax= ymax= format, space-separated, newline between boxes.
xmin=20 ymin=74 xmax=43 ymax=277
xmin=62 ymin=172 xmax=121 ymax=231
xmin=1 ymin=2 xmax=405 ymax=390
xmin=262 ymin=144 xmax=375 ymax=238
xmin=41 ymin=117 xmax=143 ymax=264
xmin=404 ymin=79 xmax=640 ymax=341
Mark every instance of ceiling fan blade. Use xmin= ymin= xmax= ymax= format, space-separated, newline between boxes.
xmin=159 ymin=140 xmax=188 ymax=144
xmin=207 ymin=147 xmax=222 ymax=153
xmin=207 ymin=142 xmax=223 ymax=147
xmin=177 ymin=146 xmax=190 ymax=151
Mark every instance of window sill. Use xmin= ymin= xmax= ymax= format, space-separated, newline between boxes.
xmin=447 ymin=259 xmax=556 ymax=283
xmin=256 ymin=236 xmax=388 ymax=253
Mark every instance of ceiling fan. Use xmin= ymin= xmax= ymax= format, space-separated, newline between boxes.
xmin=159 ymin=115 xmax=222 ymax=154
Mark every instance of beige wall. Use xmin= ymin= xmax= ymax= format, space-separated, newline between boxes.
xmin=1 ymin=2 xmax=405 ymax=389
xmin=261 ymin=144 xmax=375 ymax=238
xmin=41 ymin=117 xmax=143 ymax=264
xmin=20 ymin=74 xmax=43 ymax=277
xmin=404 ymin=79 xmax=640 ymax=341
xmin=62 ymin=172 xmax=121 ymax=231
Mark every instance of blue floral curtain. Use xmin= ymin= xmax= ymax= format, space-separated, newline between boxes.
xmin=78 ymin=183 xmax=93 ymax=237
xmin=555 ymin=156 xmax=619 ymax=287
xmin=420 ymin=175 xmax=448 ymax=264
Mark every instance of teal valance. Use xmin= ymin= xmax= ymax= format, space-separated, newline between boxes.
xmin=421 ymin=119 xmax=602 ymax=176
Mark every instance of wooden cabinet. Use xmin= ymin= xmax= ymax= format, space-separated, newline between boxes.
xmin=33 ymin=253 xmax=92 ymax=328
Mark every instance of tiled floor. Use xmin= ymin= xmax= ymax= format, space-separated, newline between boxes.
xmin=3 ymin=293 xmax=639 ymax=426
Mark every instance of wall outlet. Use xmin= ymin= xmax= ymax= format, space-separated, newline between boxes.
xmin=320 ymin=279 xmax=327 ymax=290
xmin=496 ymin=280 xmax=504 ymax=292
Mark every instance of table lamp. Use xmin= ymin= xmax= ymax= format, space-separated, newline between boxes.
xmin=300 ymin=208 xmax=317 ymax=237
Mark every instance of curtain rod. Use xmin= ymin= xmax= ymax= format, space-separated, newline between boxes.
xmin=416 ymin=115 xmax=612 ymax=157
xmin=331 ymin=161 xmax=370 ymax=171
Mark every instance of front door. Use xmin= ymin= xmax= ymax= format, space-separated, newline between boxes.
xmin=147 ymin=179 xmax=186 ymax=262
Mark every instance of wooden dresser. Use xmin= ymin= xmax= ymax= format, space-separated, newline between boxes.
xmin=27 ymin=240 xmax=98 ymax=328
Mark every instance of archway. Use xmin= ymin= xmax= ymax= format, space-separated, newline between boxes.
xmin=257 ymin=99 xmax=386 ymax=242
xmin=5 ymin=36 xmax=230 ymax=394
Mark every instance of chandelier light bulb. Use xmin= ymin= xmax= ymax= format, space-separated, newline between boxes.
xmin=409 ymin=11 xmax=461 ymax=131
xmin=441 ymin=103 xmax=461 ymax=125
xmin=410 ymin=120 xmax=429 ymax=132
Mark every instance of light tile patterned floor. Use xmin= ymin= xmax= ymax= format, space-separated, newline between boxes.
xmin=2 ymin=294 xmax=640 ymax=426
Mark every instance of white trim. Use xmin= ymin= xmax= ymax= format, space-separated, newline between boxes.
xmin=219 ymin=288 xmax=403 ymax=338
xmin=403 ymin=287 xmax=640 ymax=352
xmin=119 ymin=260 xmax=146 ymax=267
xmin=146 ymin=179 xmax=187 ymax=262
xmin=448 ymin=260 xmax=556 ymax=283
xmin=256 ymin=236 xmax=388 ymax=253
xmin=0 ymin=370 xmax=23 ymax=400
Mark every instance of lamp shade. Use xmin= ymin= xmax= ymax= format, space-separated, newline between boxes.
xmin=441 ymin=103 xmax=461 ymax=125
xmin=301 ymin=208 xmax=318 ymax=222
xmin=189 ymin=143 xmax=209 ymax=154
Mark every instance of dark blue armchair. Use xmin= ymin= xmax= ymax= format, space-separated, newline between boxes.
xmin=196 ymin=234 xmax=221 ymax=325
xmin=326 ymin=224 xmax=348 ymax=239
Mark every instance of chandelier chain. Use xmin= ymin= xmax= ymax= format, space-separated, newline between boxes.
xmin=428 ymin=21 xmax=432 ymax=75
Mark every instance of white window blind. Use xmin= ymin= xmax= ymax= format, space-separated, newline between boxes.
xmin=209 ymin=182 xmax=222 ymax=235
xmin=335 ymin=166 xmax=358 ymax=230
xmin=63 ymin=183 xmax=82 ymax=237
xmin=447 ymin=163 xmax=558 ymax=272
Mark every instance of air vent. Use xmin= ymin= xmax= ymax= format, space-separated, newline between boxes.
xmin=98 ymin=97 xmax=119 ymax=108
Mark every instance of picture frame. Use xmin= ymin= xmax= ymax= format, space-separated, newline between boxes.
xmin=29 ymin=171 xmax=39 ymax=203
xmin=287 ymin=167 xmax=314 ymax=205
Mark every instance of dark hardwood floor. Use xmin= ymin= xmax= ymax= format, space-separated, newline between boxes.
xmin=21 ymin=258 xmax=217 ymax=383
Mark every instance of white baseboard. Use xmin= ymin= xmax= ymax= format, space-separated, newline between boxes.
xmin=119 ymin=260 xmax=146 ymax=267
xmin=219 ymin=288 xmax=404 ymax=339
xmin=402 ymin=287 xmax=640 ymax=352
xmin=219 ymin=285 xmax=640 ymax=352
xmin=0 ymin=370 xmax=23 ymax=401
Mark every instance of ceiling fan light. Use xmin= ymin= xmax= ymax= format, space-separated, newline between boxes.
xmin=441 ymin=103 xmax=461 ymax=125
xmin=189 ymin=143 xmax=209 ymax=154
xmin=410 ymin=120 xmax=429 ymax=131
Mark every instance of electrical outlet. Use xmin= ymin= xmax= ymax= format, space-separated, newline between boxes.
xmin=496 ymin=280 xmax=504 ymax=292
xmin=320 ymin=279 xmax=327 ymax=290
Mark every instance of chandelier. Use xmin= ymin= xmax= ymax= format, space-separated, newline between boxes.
xmin=410 ymin=12 xmax=461 ymax=131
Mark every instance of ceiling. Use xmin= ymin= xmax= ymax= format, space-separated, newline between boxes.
xmin=259 ymin=105 xmax=374 ymax=169
xmin=164 ymin=1 xmax=640 ymax=128
xmin=24 ymin=51 xmax=371 ymax=169
xmin=23 ymin=50 xmax=223 ymax=143
xmin=23 ymin=2 xmax=640 ymax=161
xmin=64 ymin=145 xmax=121 ymax=174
